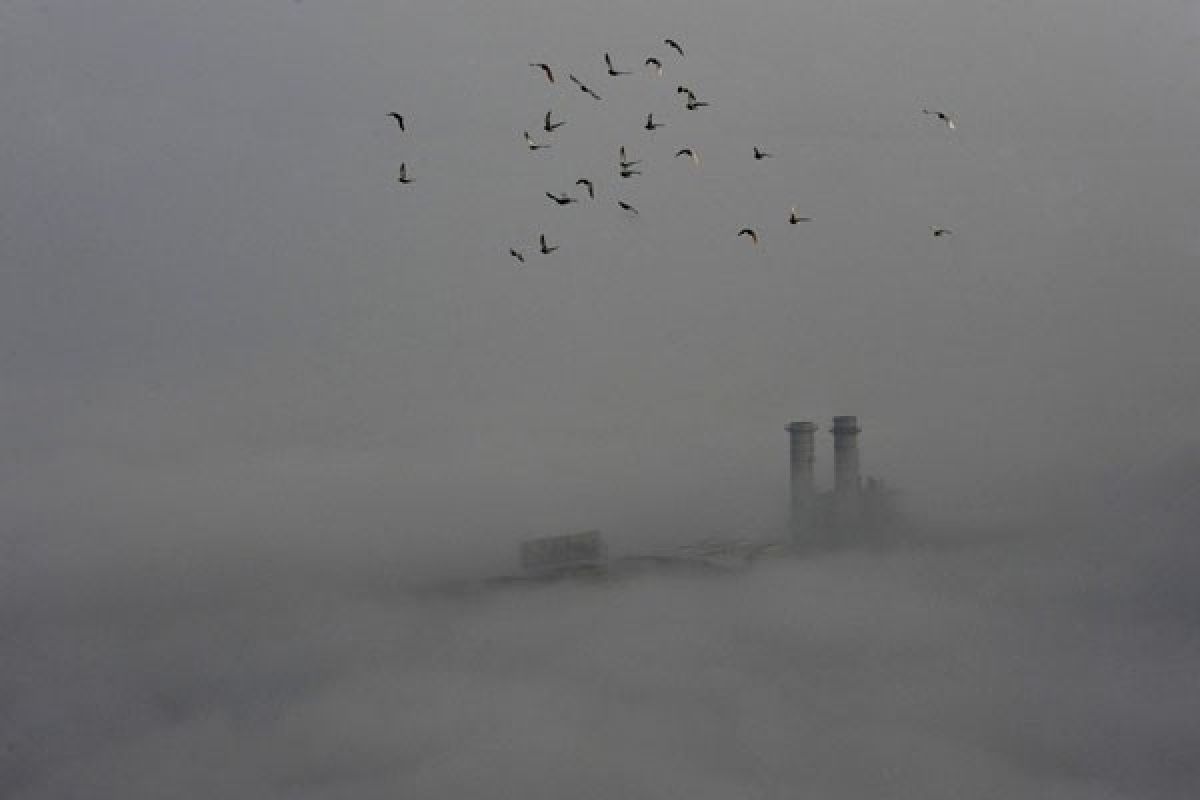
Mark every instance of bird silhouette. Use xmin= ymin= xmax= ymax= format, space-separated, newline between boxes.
xmin=675 ymin=148 xmax=699 ymax=164
xmin=546 ymin=191 xmax=577 ymax=205
xmin=931 ymin=226 xmax=953 ymax=237
xmin=753 ymin=146 xmax=773 ymax=160
xmin=665 ymin=38 xmax=684 ymax=57
xmin=605 ymin=52 xmax=631 ymax=76
xmin=619 ymin=146 xmax=642 ymax=168
xmin=922 ymin=108 xmax=956 ymax=130
xmin=738 ymin=228 xmax=759 ymax=244
xmin=575 ymin=178 xmax=595 ymax=199
xmin=510 ymin=249 xmax=526 ymax=263
xmin=396 ymin=162 xmax=412 ymax=184
xmin=530 ymin=63 xmax=555 ymax=83
xmin=645 ymin=57 xmax=663 ymax=75
xmin=620 ymin=168 xmax=642 ymax=178
xmin=539 ymin=234 xmax=559 ymax=254
xmin=617 ymin=200 xmax=639 ymax=215
xmin=387 ymin=113 xmax=405 ymax=131
xmin=685 ymin=96 xmax=709 ymax=111
xmin=543 ymin=110 xmax=566 ymax=132
xmin=789 ymin=208 xmax=812 ymax=224
xmin=569 ymin=74 xmax=602 ymax=100
xmin=644 ymin=113 xmax=664 ymax=131
xmin=524 ymin=131 xmax=550 ymax=150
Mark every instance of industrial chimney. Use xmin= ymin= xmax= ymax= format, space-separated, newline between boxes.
xmin=785 ymin=421 xmax=817 ymax=534
xmin=832 ymin=415 xmax=862 ymax=487
xmin=831 ymin=416 xmax=862 ymax=526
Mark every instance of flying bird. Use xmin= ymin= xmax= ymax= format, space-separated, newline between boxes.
xmin=620 ymin=168 xmax=642 ymax=178
xmin=675 ymin=148 xmax=699 ymax=164
xmin=530 ymin=63 xmax=555 ymax=83
xmin=664 ymin=38 xmax=684 ymax=57
xmin=753 ymin=146 xmax=773 ymax=160
xmin=931 ymin=226 xmax=953 ymax=237
xmin=605 ymin=52 xmax=631 ymax=76
xmin=543 ymin=110 xmax=566 ymax=132
xmin=738 ymin=228 xmax=759 ymax=244
xmin=524 ymin=131 xmax=550 ymax=150
xmin=575 ymin=178 xmax=595 ymax=199
xmin=510 ymin=249 xmax=526 ymax=263
xmin=619 ymin=146 xmax=642 ymax=167
xmin=539 ymin=234 xmax=558 ymax=254
xmin=396 ymin=162 xmax=412 ymax=184
xmin=645 ymin=57 xmax=663 ymax=75
xmin=569 ymin=74 xmax=602 ymax=100
xmin=789 ymin=208 xmax=812 ymax=224
xmin=644 ymin=113 xmax=664 ymax=131
xmin=681 ymin=87 xmax=705 ymax=110
xmin=386 ymin=113 xmax=405 ymax=131
xmin=922 ymin=108 xmax=956 ymax=129
xmin=617 ymin=200 xmax=639 ymax=215
xmin=546 ymin=191 xmax=578 ymax=205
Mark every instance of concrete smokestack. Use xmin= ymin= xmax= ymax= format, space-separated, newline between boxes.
xmin=831 ymin=416 xmax=862 ymax=497
xmin=786 ymin=421 xmax=817 ymax=533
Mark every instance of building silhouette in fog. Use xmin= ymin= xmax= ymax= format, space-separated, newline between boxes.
xmin=501 ymin=416 xmax=898 ymax=584
xmin=786 ymin=416 xmax=894 ymax=546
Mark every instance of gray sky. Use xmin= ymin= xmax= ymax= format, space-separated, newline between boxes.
xmin=2 ymin=0 xmax=1199 ymax=795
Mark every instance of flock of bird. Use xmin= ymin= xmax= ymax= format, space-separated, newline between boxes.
xmin=387 ymin=37 xmax=957 ymax=264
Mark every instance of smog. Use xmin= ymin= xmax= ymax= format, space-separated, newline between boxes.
xmin=2 ymin=0 xmax=1199 ymax=797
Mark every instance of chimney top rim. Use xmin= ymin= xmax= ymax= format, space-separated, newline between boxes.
xmin=831 ymin=416 xmax=862 ymax=434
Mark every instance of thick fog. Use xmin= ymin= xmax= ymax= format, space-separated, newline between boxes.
xmin=2 ymin=0 xmax=1198 ymax=797
xmin=4 ymin=473 xmax=1199 ymax=799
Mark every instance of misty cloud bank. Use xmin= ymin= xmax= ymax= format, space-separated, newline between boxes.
xmin=3 ymin=464 xmax=1198 ymax=799
xmin=3 ymin=0 xmax=1199 ymax=796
